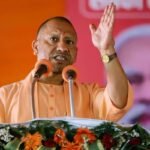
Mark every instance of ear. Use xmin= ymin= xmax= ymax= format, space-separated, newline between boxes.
xmin=32 ymin=40 xmax=38 ymax=55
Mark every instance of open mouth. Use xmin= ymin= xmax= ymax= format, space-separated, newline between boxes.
xmin=54 ymin=55 xmax=66 ymax=61
xmin=52 ymin=54 xmax=69 ymax=63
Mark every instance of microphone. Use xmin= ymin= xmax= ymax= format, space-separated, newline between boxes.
xmin=34 ymin=59 xmax=52 ymax=78
xmin=31 ymin=59 xmax=52 ymax=119
xmin=62 ymin=65 xmax=78 ymax=118
xmin=62 ymin=65 xmax=78 ymax=82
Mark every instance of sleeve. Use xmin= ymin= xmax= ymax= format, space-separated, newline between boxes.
xmin=0 ymin=88 xmax=6 ymax=122
xmin=93 ymin=82 xmax=134 ymax=122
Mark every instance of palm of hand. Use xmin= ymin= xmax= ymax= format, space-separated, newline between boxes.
xmin=90 ymin=3 xmax=115 ymax=53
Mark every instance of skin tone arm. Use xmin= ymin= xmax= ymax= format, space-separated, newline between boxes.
xmin=89 ymin=3 xmax=128 ymax=108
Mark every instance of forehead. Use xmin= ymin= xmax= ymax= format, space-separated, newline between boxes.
xmin=38 ymin=19 xmax=77 ymax=38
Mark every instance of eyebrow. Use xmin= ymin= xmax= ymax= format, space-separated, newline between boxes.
xmin=48 ymin=32 xmax=76 ymax=40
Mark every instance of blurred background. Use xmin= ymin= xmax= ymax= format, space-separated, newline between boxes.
xmin=0 ymin=0 xmax=150 ymax=129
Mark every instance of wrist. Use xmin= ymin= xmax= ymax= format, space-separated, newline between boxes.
xmin=100 ymin=47 xmax=115 ymax=56
xmin=101 ymin=52 xmax=117 ymax=64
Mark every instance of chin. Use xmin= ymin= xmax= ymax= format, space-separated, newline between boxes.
xmin=52 ymin=66 xmax=64 ymax=74
xmin=52 ymin=61 xmax=73 ymax=74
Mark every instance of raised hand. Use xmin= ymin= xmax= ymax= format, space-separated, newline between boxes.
xmin=89 ymin=3 xmax=116 ymax=55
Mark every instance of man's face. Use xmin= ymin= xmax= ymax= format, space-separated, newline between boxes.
xmin=33 ymin=20 xmax=77 ymax=74
xmin=118 ymin=37 xmax=150 ymax=129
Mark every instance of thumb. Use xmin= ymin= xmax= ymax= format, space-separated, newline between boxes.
xmin=89 ymin=24 xmax=97 ymax=35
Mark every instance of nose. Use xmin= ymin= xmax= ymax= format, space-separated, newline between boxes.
xmin=56 ymin=41 xmax=68 ymax=52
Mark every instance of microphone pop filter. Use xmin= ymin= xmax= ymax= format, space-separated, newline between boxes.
xmin=62 ymin=65 xmax=78 ymax=82
xmin=34 ymin=59 xmax=52 ymax=78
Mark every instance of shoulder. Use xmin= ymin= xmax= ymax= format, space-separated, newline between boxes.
xmin=0 ymin=80 xmax=23 ymax=94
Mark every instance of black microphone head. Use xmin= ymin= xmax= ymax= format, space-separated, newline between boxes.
xmin=34 ymin=59 xmax=52 ymax=79
xmin=66 ymin=70 xmax=77 ymax=79
xmin=34 ymin=64 xmax=48 ymax=78
xmin=62 ymin=65 xmax=78 ymax=82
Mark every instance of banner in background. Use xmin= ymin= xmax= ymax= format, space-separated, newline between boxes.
xmin=66 ymin=0 xmax=150 ymax=129
xmin=66 ymin=0 xmax=150 ymax=84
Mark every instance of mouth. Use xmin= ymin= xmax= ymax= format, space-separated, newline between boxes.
xmin=52 ymin=54 xmax=69 ymax=63
xmin=54 ymin=55 xmax=66 ymax=61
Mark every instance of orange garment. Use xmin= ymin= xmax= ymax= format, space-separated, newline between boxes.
xmin=0 ymin=71 xmax=133 ymax=123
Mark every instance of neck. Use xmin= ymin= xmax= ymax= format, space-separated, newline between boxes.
xmin=38 ymin=73 xmax=64 ymax=85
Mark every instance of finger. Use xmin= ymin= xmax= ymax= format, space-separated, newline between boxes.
xmin=101 ymin=5 xmax=109 ymax=24
xmin=89 ymin=24 xmax=97 ymax=35
xmin=103 ymin=4 xmax=112 ymax=22
xmin=109 ymin=3 xmax=116 ymax=16
xmin=109 ymin=3 xmax=115 ymax=15
xmin=103 ymin=3 xmax=115 ymax=25
xmin=108 ymin=4 xmax=115 ymax=27
xmin=107 ymin=14 xmax=114 ymax=31
xmin=103 ymin=4 xmax=108 ymax=16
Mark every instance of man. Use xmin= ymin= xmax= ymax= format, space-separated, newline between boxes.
xmin=0 ymin=3 xmax=133 ymax=123
xmin=116 ymin=25 xmax=150 ymax=130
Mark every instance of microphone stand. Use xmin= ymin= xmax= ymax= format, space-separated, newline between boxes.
xmin=31 ymin=60 xmax=51 ymax=119
xmin=62 ymin=67 xmax=77 ymax=118
xmin=31 ymin=78 xmax=38 ymax=119
xmin=68 ymin=77 xmax=75 ymax=117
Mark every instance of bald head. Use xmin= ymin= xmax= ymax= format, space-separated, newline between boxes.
xmin=36 ymin=16 xmax=77 ymax=39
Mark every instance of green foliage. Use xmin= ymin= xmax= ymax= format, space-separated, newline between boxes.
xmin=0 ymin=120 xmax=149 ymax=149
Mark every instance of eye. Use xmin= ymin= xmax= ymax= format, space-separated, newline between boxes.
xmin=50 ymin=36 xmax=59 ymax=42
xmin=65 ymin=39 xmax=75 ymax=45
xmin=66 ymin=40 xmax=75 ymax=45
